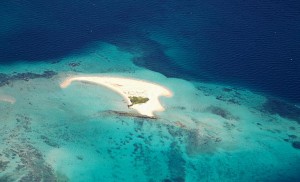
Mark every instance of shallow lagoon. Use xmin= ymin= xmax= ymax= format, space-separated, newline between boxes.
xmin=0 ymin=43 xmax=300 ymax=181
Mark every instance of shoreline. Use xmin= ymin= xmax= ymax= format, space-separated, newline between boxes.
xmin=60 ymin=76 xmax=173 ymax=117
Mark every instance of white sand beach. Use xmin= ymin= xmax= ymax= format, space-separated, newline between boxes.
xmin=60 ymin=76 xmax=173 ymax=117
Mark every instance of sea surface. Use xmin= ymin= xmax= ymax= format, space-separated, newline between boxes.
xmin=0 ymin=1 xmax=300 ymax=181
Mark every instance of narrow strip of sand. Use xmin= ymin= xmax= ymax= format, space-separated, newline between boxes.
xmin=60 ymin=76 xmax=172 ymax=117
xmin=0 ymin=95 xmax=16 ymax=104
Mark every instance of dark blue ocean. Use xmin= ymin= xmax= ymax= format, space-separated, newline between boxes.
xmin=1 ymin=0 xmax=300 ymax=103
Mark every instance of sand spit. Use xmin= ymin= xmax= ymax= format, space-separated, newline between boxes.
xmin=60 ymin=76 xmax=172 ymax=117
xmin=0 ymin=95 xmax=16 ymax=104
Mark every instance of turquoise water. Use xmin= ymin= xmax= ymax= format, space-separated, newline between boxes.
xmin=0 ymin=43 xmax=299 ymax=181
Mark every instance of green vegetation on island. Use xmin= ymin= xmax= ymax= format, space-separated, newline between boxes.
xmin=128 ymin=96 xmax=149 ymax=106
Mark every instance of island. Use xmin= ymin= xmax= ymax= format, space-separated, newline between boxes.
xmin=60 ymin=75 xmax=173 ymax=117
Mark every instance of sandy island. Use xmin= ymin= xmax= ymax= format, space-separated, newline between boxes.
xmin=60 ymin=76 xmax=173 ymax=117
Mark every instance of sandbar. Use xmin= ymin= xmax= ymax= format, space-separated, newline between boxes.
xmin=60 ymin=76 xmax=172 ymax=117
xmin=0 ymin=95 xmax=16 ymax=104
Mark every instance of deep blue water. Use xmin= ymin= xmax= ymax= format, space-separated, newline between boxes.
xmin=1 ymin=0 xmax=299 ymax=103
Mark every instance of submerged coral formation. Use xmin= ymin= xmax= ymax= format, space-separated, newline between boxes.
xmin=206 ymin=106 xmax=239 ymax=120
xmin=0 ymin=71 xmax=57 ymax=87
xmin=0 ymin=114 xmax=61 ymax=181
xmin=262 ymin=98 xmax=300 ymax=124
xmin=292 ymin=141 xmax=300 ymax=150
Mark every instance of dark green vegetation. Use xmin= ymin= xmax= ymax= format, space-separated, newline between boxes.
xmin=128 ymin=96 xmax=149 ymax=106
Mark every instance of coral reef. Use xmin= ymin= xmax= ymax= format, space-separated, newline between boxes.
xmin=0 ymin=71 xmax=57 ymax=87
xmin=168 ymin=142 xmax=186 ymax=181
xmin=97 ymin=110 xmax=156 ymax=119
xmin=206 ymin=106 xmax=239 ymax=120
xmin=292 ymin=141 xmax=300 ymax=150
xmin=262 ymin=98 xmax=300 ymax=124
xmin=0 ymin=113 xmax=60 ymax=181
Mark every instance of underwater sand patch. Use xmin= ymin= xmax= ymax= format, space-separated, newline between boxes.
xmin=0 ymin=95 xmax=16 ymax=104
